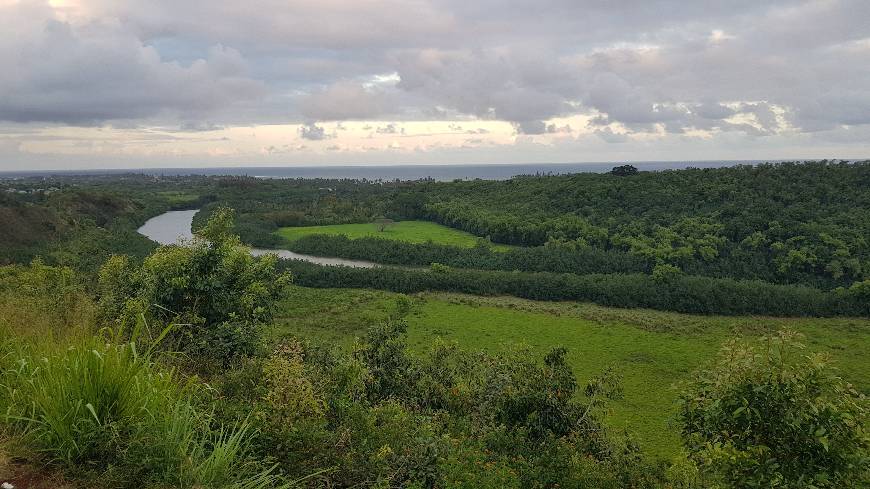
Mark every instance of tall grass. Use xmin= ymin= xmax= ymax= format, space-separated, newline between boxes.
xmin=0 ymin=261 xmax=97 ymax=342
xmin=0 ymin=330 xmax=288 ymax=488
xmin=0 ymin=262 xmax=294 ymax=487
xmin=13 ymin=337 xmax=166 ymax=464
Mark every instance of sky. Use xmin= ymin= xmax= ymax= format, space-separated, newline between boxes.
xmin=0 ymin=0 xmax=869 ymax=170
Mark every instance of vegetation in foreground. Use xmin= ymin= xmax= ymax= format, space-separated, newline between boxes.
xmin=0 ymin=253 xmax=287 ymax=488
xmin=274 ymin=286 xmax=870 ymax=458
xmin=678 ymin=331 xmax=868 ymax=488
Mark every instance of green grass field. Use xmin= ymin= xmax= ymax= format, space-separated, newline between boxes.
xmin=275 ymin=286 xmax=870 ymax=459
xmin=156 ymin=190 xmax=200 ymax=206
xmin=276 ymin=220 xmax=510 ymax=250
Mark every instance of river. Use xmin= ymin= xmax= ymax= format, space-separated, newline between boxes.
xmin=137 ymin=210 xmax=379 ymax=268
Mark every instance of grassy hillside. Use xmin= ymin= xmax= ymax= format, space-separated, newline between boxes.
xmin=276 ymin=220 xmax=510 ymax=250
xmin=0 ymin=190 xmax=156 ymax=268
xmin=275 ymin=286 xmax=870 ymax=458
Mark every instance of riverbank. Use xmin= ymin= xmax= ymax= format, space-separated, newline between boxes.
xmin=137 ymin=209 xmax=379 ymax=268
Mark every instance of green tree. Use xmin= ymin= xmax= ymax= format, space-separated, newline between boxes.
xmin=99 ymin=207 xmax=292 ymax=364
xmin=610 ymin=164 xmax=639 ymax=176
xmin=678 ymin=331 xmax=869 ymax=488
xmin=652 ymin=262 xmax=682 ymax=282
xmin=354 ymin=320 xmax=414 ymax=402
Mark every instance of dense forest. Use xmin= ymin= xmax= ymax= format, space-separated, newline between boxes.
xmin=280 ymin=259 xmax=869 ymax=317
xmin=186 ymin=161 xmax=870 ymax=290
xmin=411 ymin=162 xmax=870 ymax=289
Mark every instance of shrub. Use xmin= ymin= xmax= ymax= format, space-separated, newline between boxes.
xmin=216 ymin=321 xmax=673 ymax=488
xmin=677 ymin=331 xmax=869 ymax=488
xmin=98 ymin=208 xmax=292 ymax=364
xmin=652 ymin=262 xmax=682 ymax=283
xmin=261 ymin=341 xmax=325 ymax=424
xmin=286 ymin=233 xmax=650 ymax=276
xmin=354 ymin=320 xmax=415 ymax=402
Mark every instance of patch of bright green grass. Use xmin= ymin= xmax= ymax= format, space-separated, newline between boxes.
xmin=275 ymin=286 xmax=870 ymax=459
xmin=275 ymin=220 xmax=510 ymax=250
xmin=274 ymin=286 xmax=403 ymax=347
xmin=156 ymin=191 xmax=200 ymax=206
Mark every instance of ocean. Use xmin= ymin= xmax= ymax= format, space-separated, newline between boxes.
xmin=1 ymin=160 xmax=789 ymax=181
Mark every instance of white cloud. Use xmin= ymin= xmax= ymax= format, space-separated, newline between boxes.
xmin=1 ymin=0 xmax=869 ymax=169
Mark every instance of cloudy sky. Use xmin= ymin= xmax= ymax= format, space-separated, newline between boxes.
xmin=1 ymin=0 xmax=869 ymax=170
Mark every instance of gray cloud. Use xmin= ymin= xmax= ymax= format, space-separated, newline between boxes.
xmin=693 ymin=102 xmax=736 ymax=121
xmin=299 ymin=81 xmax=388 ymax=121
xmin=298 ymin=123 xmax=332 ymax=140
xmin=1 ymin=0 xmax=869 ymax=145
xmin=375 ymin=123 xmax=404 ymax=135
xmin=595 ymin=127 xmax=629 ymax=144
xmin=176 ymin=121 xmax=226 ymax=132
xmin=0 ymin=2 xmax=264 ymax=124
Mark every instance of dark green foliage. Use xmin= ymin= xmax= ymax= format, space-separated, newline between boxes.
xmin=285 ymin=233 xmax=650 ymax=275
xmin=281 ymin=259 xmax=868 ymax=317
xmin=408 ymin=161 xmax=870 ymax=288
xmin=611 ymin=164 xmax=639 ymax=176
xmin=678 ymin=331 xmax=869 ymax=488
xmin=0 ymin=175 xmax=205 ymax=273
xmin=226 ymin=323 xmax=666 ymax=488
xmin=5 ymin=162 xmax=869 ymax=306
xmin=191 ymin=176 xmax=402 ymax=247
xmin=98 ymin=208 xmax=292 ymax=364
xmin=0 ymin=188 xmax=155 ymax=268
xmin=354 ymin=321 xmax=415 ymax=402
xmin=4 ymin=161 xmax=869 ymax=291
xmin=167 ymin=161 xmax=870 ymax=292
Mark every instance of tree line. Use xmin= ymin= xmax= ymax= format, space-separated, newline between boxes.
xmin=279 ymin=259 xmax=870 ymax=317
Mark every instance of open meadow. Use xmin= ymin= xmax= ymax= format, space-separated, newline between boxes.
xmin=276 ymin=220 xmax=510 ymax=250
xmin=275 ymin=285 xmax=870 ymax=458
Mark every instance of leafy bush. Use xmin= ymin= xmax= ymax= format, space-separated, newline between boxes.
xmin=354 ymin=320 xmax=415 ymax=402
xmin=98 ymin=208 xmax=292 ymax=364
xmin=261 ymin=341 xmax=325 ymax=424
xmin=677 ymin=331 xmax=869 ymax=488
xmin=234 ymin=322 xmax=668 ymax=488
xmin=652 ymin=262 xmax=683 ymax=283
